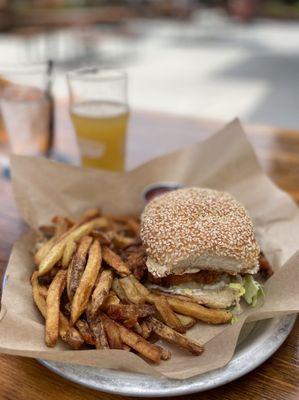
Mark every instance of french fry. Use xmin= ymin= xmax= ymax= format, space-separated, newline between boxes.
xmin=45 ymin=270 xmax=67 ymax=347
xmin=101 ymin=314 xmax=123 ymax=349
xmin=123 ymin=316 xmax=138 ymax=328
xmin=38 ymin=285 xmax=48 ymax=298
xmin=148 ymin=317 xmax=203 ymax=356
xmin=34 ymin=236 xmax=56 ymax=266
xmin=102 ymin=291 xmax=121 ymax=308
xmin=155 ymin=345 xmax=171 ymax=361
xmin=77 ymin=207 xmax=101 ymax=224
xmin=127 ymin=274 xmax=149 ymax=299
xmin=59 ymin=313 xmax=84 ymax=349
xmin=88 ymin=314 xmax=109 ymax=349
xmin=62 ymin=237 xmax=77 ymax=269
xmin=154 ymin=297 xmax=186 ymax=333
xmin=70 ymin=218 xmax=108 ymax=242
xmin=76 ymin=320 xmax=96 ymax=345
xmin=106 ymin=304 xmax=155 ymax=321
xmin=31 ymin=272 xmax=47 ymax=317
xmin=112 ymin=278 xmax=128 ymax=302
xmin=102 ymin=246 xmax=130 ymax=276
xmin=113 ymin=320 xmax=162 ymax=363
xmin=176 ymin=313 xmax=197 ymax=329
xmin=159 ymin=296 xmax=232 ymax=324
xmin=140 ymin=321 xmax=152 ymax=339
xmin=89 ymin=269 xmax=113 ymax=317
xmin=112 ymin=234 xmax=136 ymax=249
xmin=52 ymin=216 xmax=70 ymax=236
xmin=38 ymin=217 xmax=107 ymax=276
xmin=67 ymin=236 xmax=93 ymax=301
xmin=31 ymin=273 xmax=83 ymax=349
xmin=119 ymin=276 xmax=144 ymax=304
xmin=71 ymin=239 xmax=102 ymax=324
xmin=92 ymin=230 xmax=112 ymax=245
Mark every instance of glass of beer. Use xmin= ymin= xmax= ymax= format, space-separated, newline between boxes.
xmin=67 ymin=67 xmax=129 ymax=171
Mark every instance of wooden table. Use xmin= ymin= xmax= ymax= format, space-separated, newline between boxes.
xmin=0 ymin=109 xmax=298 ymax=400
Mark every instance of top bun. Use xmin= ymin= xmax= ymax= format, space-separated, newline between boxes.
xmin=140 ymin=187 xmax=260 ymax=278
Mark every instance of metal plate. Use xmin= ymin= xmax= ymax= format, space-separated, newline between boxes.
xmin=40 ymin=314 xmax=296 ymax=397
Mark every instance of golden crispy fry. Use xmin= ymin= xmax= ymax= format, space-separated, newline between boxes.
xmin=31 ymin=272 xmax=84 ymax=349
xmin=45 ymin=270 xmax=67 ymax=347
xmin=59 ymin=313 xmax=84 ymax=349
xmin=38 ymin=285 xmax=48 ymax=298
xmin=70 ymin=218 xmax=108 ymax=242
xmin=38 ymin=218 xmax=107 ymax=276
xmin=112 ymin=278 xmax=128 ymax=302
xmin=67 ymin=236 xmax=93 ymax=301
xmin=155 ymin=345 xmax=171 ymax=361
xmin=31 ymin=272 xmax=47 ymax=316
xmin=140 ymin=321 xmax=152 ymax=339
xmin=119 ymin=276 xmax=144 ymax=304
xmin=102 ymin=291 xmax=121 ymax=308
xmin=101 ymin=314 xmax=123 ymax=349
xmin=71 ymin=240 xmax=102 ymax=324
xmin=92 ymin=230 xmax=112 ymax=245
xmin=123 ymin=316 xmax=138 ymax=328
xmin=77 ymin=207 xmax=101 ymax=224
xmin=106 ymin=304 xmax=155 ymax=321
xmin=112 ymin=234 xmax=136 ymax=249
xmin=102 ymin=246 xmax=130 ymax=276
xmin=76 ymin=320 xmax=96 ymax=345
xmin=34 ymin=236 xmax=56 ymax=266
xmin=62 ymin=237 xmax=77 ymax=269
xmin=154 ymin=297 xmax=186 ymax=333
xmin=175 ymin=313 xmax=197 ymax=329
xmin=159 ymin=296 xmax=232 ymax=324
xmin=123 ymin=248 xmax=146 ymax=280
xmin=90 ymin=269 xmax=113 ymax=317
xmin=88 ymin=314 xmax=109 ymax=349
xmin=148 ymin=317 xmax=203 ymax=356
xmin=112 ymin=320 xmax=162 ymax=363
xmin=52 ymin=216 xmax=70 ymax=236
xmin=127 ymin=274 xmax=149 ymax=299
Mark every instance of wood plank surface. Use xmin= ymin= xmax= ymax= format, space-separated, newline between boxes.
xmin=0 ymin=109 xmax=298 ymax=400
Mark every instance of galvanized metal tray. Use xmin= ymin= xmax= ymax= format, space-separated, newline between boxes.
xmin=40 ymin=314 xmax=296 ymax=397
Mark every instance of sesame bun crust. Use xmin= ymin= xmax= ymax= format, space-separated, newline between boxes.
xmin=140 ymin=187 xmax=260 ymax=278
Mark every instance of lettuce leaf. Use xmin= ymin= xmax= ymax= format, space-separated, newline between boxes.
xmin=229 ymin=283 xmax=246 ymax=298
xmin=242 ymin=275 xmax=264 ymax=307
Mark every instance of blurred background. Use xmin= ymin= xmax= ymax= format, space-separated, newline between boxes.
xmin=0 ymin=0 xmax=298 ymax=131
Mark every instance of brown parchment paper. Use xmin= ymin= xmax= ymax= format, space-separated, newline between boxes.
xmin=1 ymin=119 xmax=299 ymax=379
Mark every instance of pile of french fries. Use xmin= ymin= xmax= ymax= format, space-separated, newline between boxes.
xmin=31 ymin=208 xmax=232 ymax=364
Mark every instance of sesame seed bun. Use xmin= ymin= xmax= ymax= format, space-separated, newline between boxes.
xmin=140 ymin=187 xmax=260 ymax=278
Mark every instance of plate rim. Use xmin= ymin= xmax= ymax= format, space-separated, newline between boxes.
xmin=39 ymin=314 xmax=297 ymax=397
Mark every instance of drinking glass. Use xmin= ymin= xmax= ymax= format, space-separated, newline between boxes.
xmin=67 ymin=67 xmax=129 ymax=171
xmin=0 ymin=64 xmax=52 ymax=157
